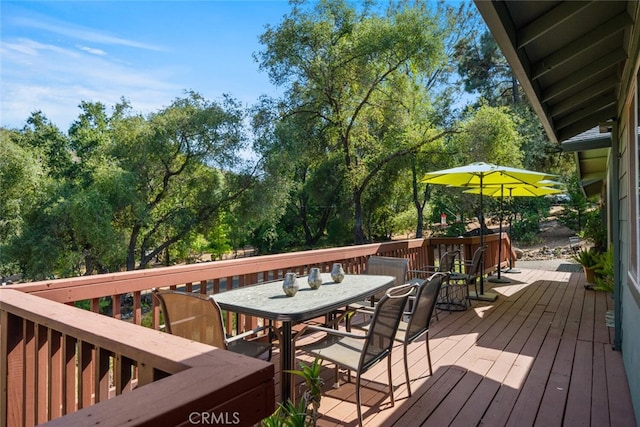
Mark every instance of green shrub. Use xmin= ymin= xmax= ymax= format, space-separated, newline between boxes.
xmin=262 ymin=357 xmax=323 ymax=427
xmin=571 ymin=247 xmax=602 ymax=268
xmin=593 ymin=248 xmax=614 ymax=293
xmin=516 ymin=231 xmax=541 ymax=246
xmin=443 ymin=222 xmax=466 ymax=237
xmin=511 ymin=213 xmax=541 ymax=243
xmin=582 ymin=207 xmax=607 ymax=251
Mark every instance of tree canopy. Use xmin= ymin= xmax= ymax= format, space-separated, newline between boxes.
xmin=1 ymin=93 xmax=264 ymax=278
xmin=256 ymin=0 xmax=457 ymax=243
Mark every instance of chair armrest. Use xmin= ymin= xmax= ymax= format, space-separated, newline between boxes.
xmin=353 ymin=306 xmax=375 ymax=314
xmin=411 ymin=266 xmax=438 ymax=271
xmin=409 ymin=268 xmax=438 ymax=278
xmin=293 ymin=324 xmax=367 ymax=343
xmin=226 ymin=324 xmax=274 ymax=344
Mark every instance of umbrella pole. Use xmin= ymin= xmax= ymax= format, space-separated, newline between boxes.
xmin=489 ymin=185 xmax=510 ymax=283
xmin=503 ymin=188 xmax=521 ymax=274
xmin=469 ymin=173 xmax=498 ymax=302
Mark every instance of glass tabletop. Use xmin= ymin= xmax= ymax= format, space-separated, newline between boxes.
xmin=213 ymin=273 xmax=395 ymax=322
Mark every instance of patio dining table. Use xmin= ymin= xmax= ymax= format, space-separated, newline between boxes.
xmin=213 ymin=273 xmax=396 ymax=403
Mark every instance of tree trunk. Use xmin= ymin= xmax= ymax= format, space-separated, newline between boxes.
xmin=416 ymin=209 xmax=424 ymax=238
xmin=353 ymin=191 xmax=367 ymax=244
xmin=411 ymin=161 xmax=428 ymax=239
xmin=126 ymin=227 xmax=140 ymax=271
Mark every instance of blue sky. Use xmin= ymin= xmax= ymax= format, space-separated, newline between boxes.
xmin=0 ymin=1 xmax=293 ymax=131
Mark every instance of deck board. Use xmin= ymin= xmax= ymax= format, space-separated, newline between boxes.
xmin=276 ymin=267 xmax=636 ymax=427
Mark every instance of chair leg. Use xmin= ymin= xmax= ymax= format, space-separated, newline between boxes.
xmin=356 ymin=374 xmax=363 ymax=427
xmin=460 ymin=282 xmax=471 ymax=307
xmin=425 ymin=332 xmax=433 ymax=376
xmin=403 ymin=342 xmax=411 ymax=397
xmin=267 ymin=320 xmax=274 ymax=361
xmin=472 ymin=278 xmax=479 ymax=302
xmin=387 ymin=356 xmax=395 ymax=408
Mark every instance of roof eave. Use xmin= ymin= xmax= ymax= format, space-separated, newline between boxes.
xmin=474 ymin=0 xmax=559 ymax=143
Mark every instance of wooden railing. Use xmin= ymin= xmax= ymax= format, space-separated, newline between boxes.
xmin=0 ymin=236 xmax=513 ymax=426
xmin=0 ymin=289 xmax=274 ymax=427
xmin=10 ymin=239 xmax=433 ymax=332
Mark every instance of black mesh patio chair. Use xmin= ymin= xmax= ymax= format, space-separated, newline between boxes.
xmin=294 ymin=284 xmax=415 ymax=426
xmin=449 ymin=245 xmax=487 ymax=305
xmin=396 ymin=272 xmax=446 ymax=396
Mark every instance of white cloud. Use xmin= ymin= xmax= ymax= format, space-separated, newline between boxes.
xmin=78 ymin=45 xmax=107 ymax=56
xmin=1 ymin=38 xmax=78 ymax=58
xmin=0 ymin=34 xmax=183 ymax=130
xmin=0 ymin=5 xmax=187 ymax=130
xmin=11 ymin=16 xmax=166 ymax=52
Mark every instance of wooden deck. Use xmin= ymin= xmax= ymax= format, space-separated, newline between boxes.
xmin=277 ymin=267 xmax=636 ymax=426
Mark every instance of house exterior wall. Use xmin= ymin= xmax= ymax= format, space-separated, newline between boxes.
xmin=618 ymin=76 xmax=640 ymax=422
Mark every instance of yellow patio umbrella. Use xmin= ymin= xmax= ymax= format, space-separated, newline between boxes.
xmin=463 ymin=185 xmax=562 ymax=198
xmin=420 ymin=162 xmax=554 ymax=300
xmin=420 ymin=162 xmax=551 ymax=187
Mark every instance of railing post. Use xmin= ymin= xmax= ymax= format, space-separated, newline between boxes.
xmin=77 ymin=340 xmax=93 ymax=409
xmin=49 ymin=329 xmax=63 ymax=421
xmin=62 ymin=335 xmax=76 ymax=415
xmin=95 ymin=348 xmax=110 ymax=402
xmin=1 ymin=310 xmax=25 ymax=427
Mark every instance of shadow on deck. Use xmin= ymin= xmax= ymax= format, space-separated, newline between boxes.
xmin=277 ymin=267 xmax=635 ymax=426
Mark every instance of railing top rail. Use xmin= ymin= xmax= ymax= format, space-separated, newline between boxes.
xmin=2 ymin=236 xmax=512 ymax=305
xmin=7 ymin=239 xmax=427 ymax=300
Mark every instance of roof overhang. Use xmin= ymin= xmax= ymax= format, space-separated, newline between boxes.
xmin=474 ymin=0 xmax=640 ymax=196
xmin=474 ymin=0 xmax=639 ymax=143
xmin=561 ymin=127 xmax=611 ymax=197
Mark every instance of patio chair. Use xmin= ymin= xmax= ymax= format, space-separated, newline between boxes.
xmin=152 ymin=289 xmax=273 ymax=360
xmin=409 ymin=250 xmax=459 ymax=316
xmin=411 ymin=250 xmax=459 ymax=276
xmin=294 ymin=284 xmax=415 ymax=426
xmin=396 ymin=272 xmax=446 ymax=397
xmin=350 ymin=255 xmax=410 ymax=308
xmin=350 ymin=272 xmax=447 ymax=397
xmin=449 ymin=246 xmax=487 ymax=305
xmin=340 ymin=255 xmax=409 ymax=330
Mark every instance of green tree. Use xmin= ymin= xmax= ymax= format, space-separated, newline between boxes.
xmin=4 ymin=92 xmax=259 ymax=278
xmin=407 ymin=1 xmax=479 ymax=238
xmin=19 ymin=111 xmax=74 ymax=179
xmin=455 ymin=103 xmax=523 ymax=166
xmin=255 ymin=99 xmax=348 ymax=249
xmin=5 ymin=107 xmax=132 ymax=278
xmin=559 ymin=175 xmax=590 ymax=234
xmin=257 ymin=0 xmax=450 ymax=244
xmin=110 ymin=92 xmax=253 ymax=270
xmin=0 ymin=130 xmax=46 ymax=276
xmin=441 ymin=104 xmax=524 ymax=229
xmin=455 ymin=30 xmax=520 ymax=106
